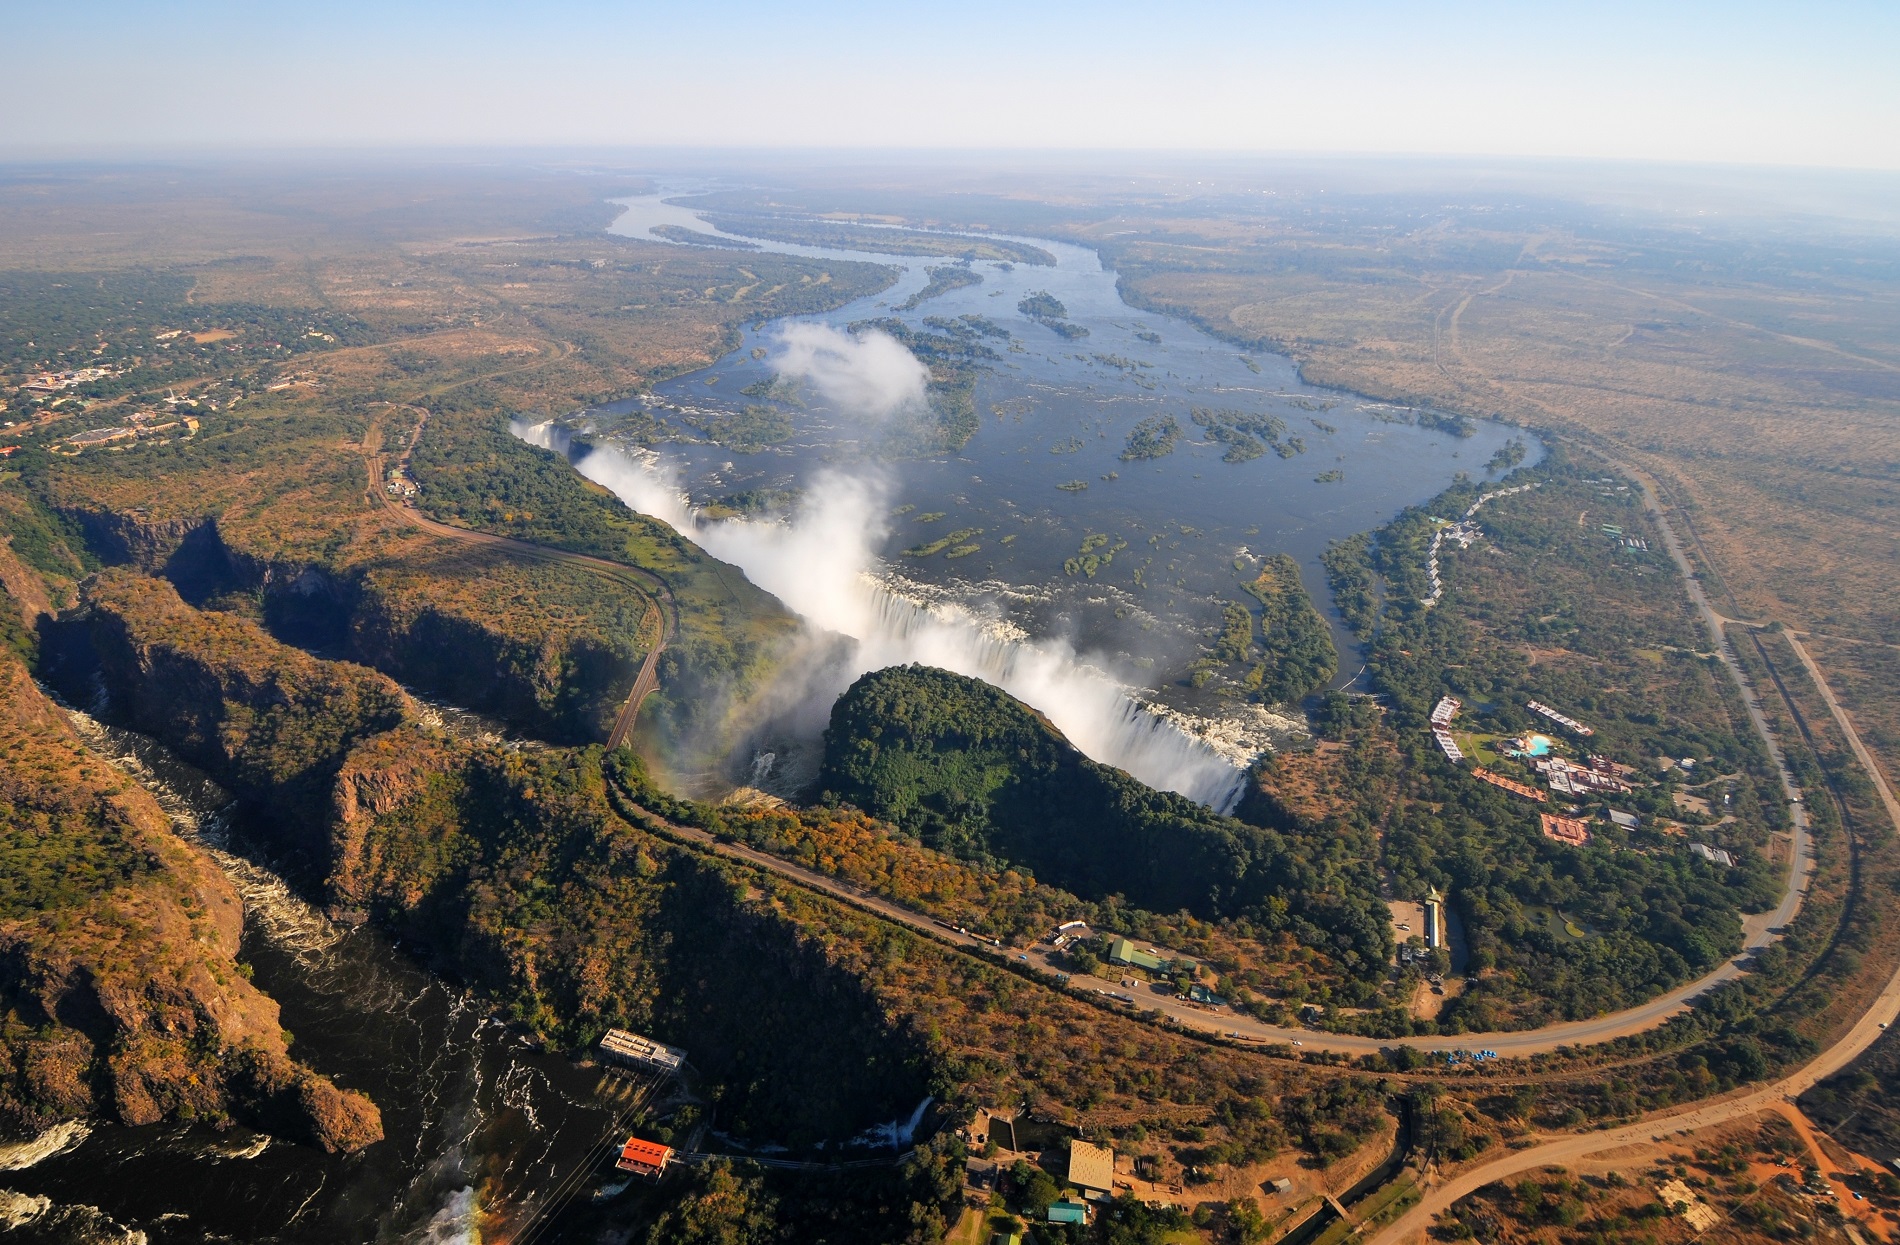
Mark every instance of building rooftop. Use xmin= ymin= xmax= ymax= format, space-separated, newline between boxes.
xmin=1048 ymin=1201 xmax=1088 ymax=1225
xmin=1540 ymin=813 xmax=1591 ymax=847
xmin=1068 ymin=1140 xmax=1115 ymax=1193
xmin=616 ymin=1136 xmax=673 ymax=1174
xmin=599 ymin=1028 xmax=687 ymax=1073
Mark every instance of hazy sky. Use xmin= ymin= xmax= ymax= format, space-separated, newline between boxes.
xmin=8 ymin=1 xmax=1898 ymax=168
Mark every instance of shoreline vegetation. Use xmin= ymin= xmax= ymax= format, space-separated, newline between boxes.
xmin=699 ymin=212 xmax=1056 ymax=265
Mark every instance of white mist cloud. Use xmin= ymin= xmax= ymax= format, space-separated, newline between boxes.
xmin=771 ymin=324 xmax=928 ymax=419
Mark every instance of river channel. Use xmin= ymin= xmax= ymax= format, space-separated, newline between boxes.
xmin=0 ymin=708 xmax=620 ymax=1244
xmin=535 ymin=190 xmax=1540 ymax=805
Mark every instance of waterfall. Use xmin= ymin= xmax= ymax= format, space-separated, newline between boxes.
xmin=515 ymin=421 xmax=1249 ymax=812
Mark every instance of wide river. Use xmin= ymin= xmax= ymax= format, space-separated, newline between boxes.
xmin=533 ymin=190 xmax=1540 ymax=806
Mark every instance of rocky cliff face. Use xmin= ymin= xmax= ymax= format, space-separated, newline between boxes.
xmin=59 ymin=507 xmax=211 ymax=574
xmin=0 ymin=646 xmax=381 ymax=1153
xmin=67 ymin=568 xmax=933 ymax=1144
xmin=55 ymin=502 xmax=644 ymax=745
xmin=329 ymin=733 xmax=935 ymax=1145
xmin=75 ymin=570 xmax=413 ymax=869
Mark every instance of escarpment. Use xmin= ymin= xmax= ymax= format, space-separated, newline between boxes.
xmin=74 ymin=570 xmax=412 ymax=862
xmin=0 ymin=642 xmax=381 ymax=1153
xmin=37 ymin=399 xmax=797 ymax=752
xmin=329 ymin=732 xmax=936 ymax=1146
xmin=67 ymin=574 xmax=937 ymax=1145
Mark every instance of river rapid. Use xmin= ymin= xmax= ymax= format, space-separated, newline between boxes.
xmin=0 ymin=708 xmax=621 ymax=1244
xmin=531 ymin=189 xmax=1541 ymax=806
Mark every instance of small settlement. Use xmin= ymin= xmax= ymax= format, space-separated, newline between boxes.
xmin=20 ymin=366 xmax=118 ymax=394
xmin=1427 ymin=696 xmax=1672 ymax=837
xmin=53 ymin=406 xmax=199 ymax=455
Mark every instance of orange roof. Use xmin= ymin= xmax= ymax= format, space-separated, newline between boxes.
xmin=1540 ymin=813 xmax=1591 ymax=847
xmin=618 ymin=1137 xmax=673 ymax=1167
xmin=1472 ymin=767 xmax=1546 ymax=801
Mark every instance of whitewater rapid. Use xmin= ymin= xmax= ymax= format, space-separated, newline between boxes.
xmin=516 ymin=421 xmax=1249 ymax=811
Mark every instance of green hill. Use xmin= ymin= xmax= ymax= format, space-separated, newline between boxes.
xmin=819 ymin=664 xmax=1389 ymax=977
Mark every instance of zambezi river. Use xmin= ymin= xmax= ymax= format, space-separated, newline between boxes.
xmin=0 ymin=186 xmax=1540 ymax=1245
xmin=530 ymin=189 xmax=1541 ymax=807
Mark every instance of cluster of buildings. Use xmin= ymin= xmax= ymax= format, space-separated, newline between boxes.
xmin=1536 ymin=755 xmax=1634 ymax=797
xmin=598 ymin=1028 xmax=687 ymax=1179
xmin=1428 ymin=695 xmax=1657 ymax=835
xmin=385 ymin=467 xmax=419 ymax=499
xmin=1424 ymin=693 xmax=1725 ymax=858
xmin=1420 ymin=482 xmax=1540 ymax=609
xmin=58 ymin=409 xmax=198 ymax=454
xmin=1598 ymin=522 xmax=1649 ymax=551
xmin=1430 ymin=696 xmax=1465 ymax=762
xmin=965 ymin=1113 xmax=1119 ymax=1234
xmin=19 ymin=366 xmax=117 ymax=395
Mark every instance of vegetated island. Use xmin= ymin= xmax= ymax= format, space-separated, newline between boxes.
xmin=1188 ymin=554 xmax=1339 ymax=702
xmin=847 ymin=316 xmax=1002 ymax=454
xmin=895 ymin=263 xmax=984 ymax=311
xmin=1192 ymin=406 xmax=1305 ymax=462
xmin=1120 ymin=413 xmax=1181 ymax=460
xmin=1018 ymin=290 xmax=1089 ymax=339
xmin=648 ymin=223 xmax=760 ymax=250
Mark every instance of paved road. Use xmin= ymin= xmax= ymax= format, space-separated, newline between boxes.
xmin=1782 ymin=629 xmax=1900 ymax=831
xmin=362 ymin=410 xmax=1825 ymax=1063
xmin=1368 ymin=465 xmax=1900 ymax=1245
xmin=1372 ymin=946 xmax=1900 ymax=1245
xmin=614 ymin=783 xmax=1805 ymax=1061
xmin=361 ymin=415 xmax=1821 ymax=1065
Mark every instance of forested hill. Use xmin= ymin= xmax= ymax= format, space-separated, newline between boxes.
xmin=819 ymin=664 xmax=1390 ymax=979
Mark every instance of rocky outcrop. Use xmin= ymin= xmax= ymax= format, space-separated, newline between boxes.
xmin=326 ymin=724 xmax=462 ymax=915
xmin=0 ymin=646 xmax=381 ymax=1153
xmin=347 ymin=572 xmax=630 ymax=743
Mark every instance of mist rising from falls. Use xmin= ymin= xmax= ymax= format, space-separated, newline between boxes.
xmin=517 ymin=421 xmax=1248 ymax=811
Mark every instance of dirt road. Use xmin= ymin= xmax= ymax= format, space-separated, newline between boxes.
xmin=362 ymin=408 xmax=675 ymax=738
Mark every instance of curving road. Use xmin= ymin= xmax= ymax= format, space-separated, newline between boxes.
xmin=1367 ymin=460 xmax=1900 ymax=1245
xmin=360 ymin=407 xmax=1830 ymax=1065
xmin=362 ymin=407 xmax=675 ymax=738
